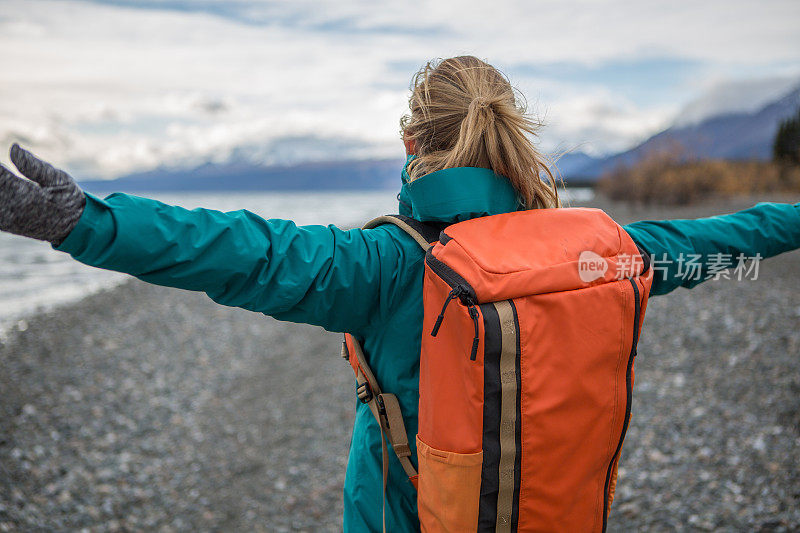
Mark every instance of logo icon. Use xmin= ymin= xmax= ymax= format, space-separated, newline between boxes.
xmin=578 ymin=250 xmax=608 ymax=282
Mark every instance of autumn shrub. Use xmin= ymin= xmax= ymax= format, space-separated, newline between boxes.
xmin=597 ymin=148 xmax=800 ymax=205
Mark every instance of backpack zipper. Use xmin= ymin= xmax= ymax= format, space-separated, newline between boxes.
xmin=425 ymin=248 xmax=481 ymax=360
xmin=431 ymin=287 xmax=461 ymax=336
xmin=601 ymin=277 xmax=641 ymax=532
xmin=467 ymin=305 xmax=480 ymax=361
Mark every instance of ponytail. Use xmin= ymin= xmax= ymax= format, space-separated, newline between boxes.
xmin=400 ymin=56 xmax=560 ymax=209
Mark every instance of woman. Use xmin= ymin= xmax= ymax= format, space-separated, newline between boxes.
xmin=1 ymin=56 xmax=798 ymax=532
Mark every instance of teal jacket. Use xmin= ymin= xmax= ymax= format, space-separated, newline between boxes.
xmin=54 ymin=159 xmax=800 ymax=532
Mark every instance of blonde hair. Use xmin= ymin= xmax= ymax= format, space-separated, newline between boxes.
xmin=400 ymin=56 xmax=561 ymax=209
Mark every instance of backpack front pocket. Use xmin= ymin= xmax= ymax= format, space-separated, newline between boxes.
xmin=416 ymin=435 xmax=483 ymax=532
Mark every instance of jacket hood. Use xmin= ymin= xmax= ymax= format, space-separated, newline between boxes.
xmin=398 ymin=155 xmax=523 ymax=223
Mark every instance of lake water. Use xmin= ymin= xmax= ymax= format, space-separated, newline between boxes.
xmin=0 ymin=188 xmax=593 ymax=335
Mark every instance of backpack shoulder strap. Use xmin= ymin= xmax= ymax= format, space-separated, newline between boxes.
xmin=341 ymin=335 xmax=418 ymax=480
xmin=341 ymin=334 xmax=419 ymax=531
xmin=363 ymin=214 xmax=448 ymax=250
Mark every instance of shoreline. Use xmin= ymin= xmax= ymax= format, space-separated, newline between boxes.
xmin=1 ymin=195 xmax=799 ymax=531
xmin=0 ymin=277 xmax=128 ymax=342
xmin=0 ymin=189 xmax=793 ymax=337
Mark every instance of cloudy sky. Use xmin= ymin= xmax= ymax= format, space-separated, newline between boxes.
xmin=2 ymin=0 xmax=799 ymax=179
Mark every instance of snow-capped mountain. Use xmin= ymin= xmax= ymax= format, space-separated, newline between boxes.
xmin=564 ymin=82 xmax=800 ymax=180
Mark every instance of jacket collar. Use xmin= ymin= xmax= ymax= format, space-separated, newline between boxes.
xmin=398 ymin=155 xmax=522 ymax=223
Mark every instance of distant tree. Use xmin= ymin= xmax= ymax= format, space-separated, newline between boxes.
xmin=773 ymin=108 xmax=800 ymax=165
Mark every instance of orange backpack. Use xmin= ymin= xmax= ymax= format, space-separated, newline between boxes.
xmin=342 ymin=208 xmax=652 ymax=532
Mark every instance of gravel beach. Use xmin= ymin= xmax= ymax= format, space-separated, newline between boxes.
xmin=1 ymin=195 xmax=798 ymax=532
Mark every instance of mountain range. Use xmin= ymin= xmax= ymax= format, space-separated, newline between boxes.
xmin=562 ymin=83 xmax=800 ymax=180
xmin=80 ymin=158 xmax=402 ymax=193
xmin=79 ymin=84 xmax=800 ymax=193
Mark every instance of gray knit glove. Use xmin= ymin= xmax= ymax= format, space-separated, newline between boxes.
xmin=0 ymin=144 xmax=86 ymax=246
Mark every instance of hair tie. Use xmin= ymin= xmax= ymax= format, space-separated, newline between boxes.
xmin=469 ymin=96 xmax=493 ymax=115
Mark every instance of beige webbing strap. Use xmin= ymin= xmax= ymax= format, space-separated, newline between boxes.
xmin=378 ymin=393 xmax=417 ymax=479
xmin=494 ymin=300 xmax=519 ymax=532
xmin=375 ymin=403 xmax=390 ymax=533
xmin=347 ymin=337 xmax=418 ymax=532
xmin=363 ymin=215 xmax=431 ymax=251
xmin=358 ymin=374 xmax=393 ymax=533
xmin=349 ymin=338 xmax=380 ymax=406
xmin=352 ymin=353 xmax=418 ymax=479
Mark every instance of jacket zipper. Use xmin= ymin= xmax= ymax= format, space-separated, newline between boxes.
xmin=601 ymin=277 xmax=641 ymax=532
xmin=425 ymin=248 xmax=481 ymax=360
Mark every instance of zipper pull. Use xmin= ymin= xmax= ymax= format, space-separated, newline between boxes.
xmin=468 ymin=305 xmax=480 ymax=360
xmin=431 ymin=288 xmax=460 ymax=336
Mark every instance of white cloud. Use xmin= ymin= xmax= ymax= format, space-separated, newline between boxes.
xmin=674 ymin=76 xmax=800 ymax=127
xmin=0 ymin=0 xmax=798 ymax=177
xmin=539 ymin=91 xmax=676 ymax=156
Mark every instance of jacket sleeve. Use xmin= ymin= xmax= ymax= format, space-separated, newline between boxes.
xmin=623 ymin=202 xmax=800 ymax=296
xmin=52 ymin=191 xmax=409 ymax=333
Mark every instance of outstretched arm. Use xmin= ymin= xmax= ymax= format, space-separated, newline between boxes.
xmin=623 ymin=202 xmax=800 ymax=296
xmin=0 ymin=145 xmax=409 ymax=334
